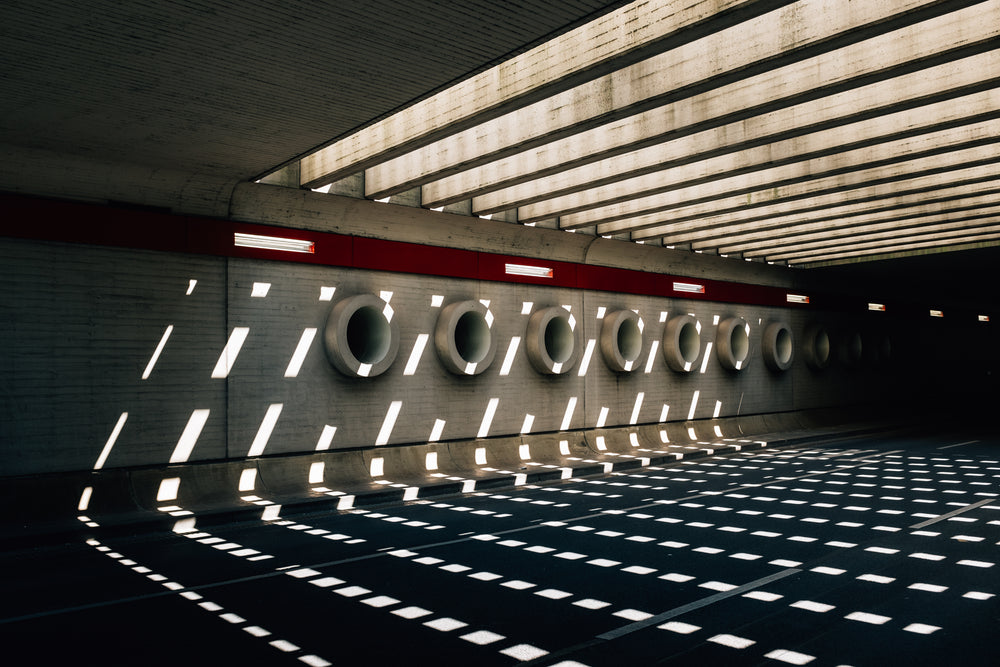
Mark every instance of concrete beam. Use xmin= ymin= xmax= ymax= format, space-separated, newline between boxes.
xmin=565 ymin=141 xmax=1000 ymax=231
xmin=627 ymin=170 xmax=1000 ymax=241
xmin=756 ymin=216 xmax=1000 ymax=260
xmin=432 ymin=51 xmax=1000 ymax=212
xmin=796 ymin=237 xmax=1000 ymax=267
xmin=714 ymin=201 xmax=1000 ymax=255
xmin=519 ymin=114 xmax=1000 ymax=224
xmin=361 ymin=0 xmax=972 ymax=198
xmin=788 ymin=232 xmax=1000 ymax=266
xmin=297 ymin=0 xmax=766 ymax=187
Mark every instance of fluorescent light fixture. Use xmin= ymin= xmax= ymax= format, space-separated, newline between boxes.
xmin=868 ymin=303 xmax=886 ymax=312
xmin=979 ymin=315 xmax=990 ymax=322
xmin=930 ymin=309 xmax=944 ymax=318
xmin=234 ymin=232 xmax=314 ymax=254
xmin=786 ymin=294 xmax=810 ymax=304
xmin=251 ymin=282 xmax=271 ymax=297
xmin=674 ymin=282 xmax=705 ymax=294
xmin=505 ymin=263 xmax=553 ymax=278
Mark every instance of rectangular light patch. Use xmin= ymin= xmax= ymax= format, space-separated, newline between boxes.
xmin=284 ymin=328 xmax=317 ymax=377
xmin=94 ymin=412 xmax=128 ymax=470
xmin=315 ymin=424 xmax=337 ymax=451
xmin=978 ymin=315 xmax=990 ymax=322
xmin=247 ymin=404 xmax=283 ymax=457
xmin=786 ymin=294 xmax=809 ymax=304
xmin=477 ymin=398 xmax=499 ymax=438
xmin=235 ymin=232 xmax=314 ymax=254
xmin=505 ymin=263 xmax=553 ymax=278
xmin=376 ymin=401 xmax=403 ymax=446
xmin=403 ymin=333 xmax=430 ymax=376
xmin=673 ymin=282 xmax=705 ymax=294
xmin=930 ymin=309 xmax=944 ymax=318
xmin=868 ymin=303 xmax=886 ymax=312
xmin=142 ymin=326 xmax=173 ymax=379
xmin=211 ymin=327 xmax=250 ymax=378
xmin=170 ymin=409 xmax=211 ymax=463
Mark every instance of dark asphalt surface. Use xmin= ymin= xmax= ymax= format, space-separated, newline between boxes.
xmin=2 ymin=431 xmax=997 ymax=666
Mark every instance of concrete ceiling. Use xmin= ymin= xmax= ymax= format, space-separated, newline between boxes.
xmin=0 ymin=0 xmax=628 ymax=179
xmin=1 ymin=0 xmax=999 ymax=278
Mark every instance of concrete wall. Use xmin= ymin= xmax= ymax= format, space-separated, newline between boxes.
xmin=1 ymin=228 xmax=901 ymax=478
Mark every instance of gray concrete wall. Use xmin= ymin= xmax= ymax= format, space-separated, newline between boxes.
xmin=1 ymin=233 xmax=895 ymax=477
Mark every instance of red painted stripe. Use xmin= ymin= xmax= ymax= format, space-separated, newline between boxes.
xmin=0 ymin=192 xmax=884 ymax=313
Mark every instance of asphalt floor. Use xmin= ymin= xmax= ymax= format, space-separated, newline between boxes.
xmin=1 ymin=430 xmax=997 ymax=665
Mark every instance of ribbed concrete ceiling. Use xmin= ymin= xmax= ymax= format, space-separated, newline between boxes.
xmin=298 ymin=0 xmax=1000 ymax=268
xmin=1 ymin=0 xmax=998 ymax=275
xmin=0 ymin=0 xmax=627 ymax=179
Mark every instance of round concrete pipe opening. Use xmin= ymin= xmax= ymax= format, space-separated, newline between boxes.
xmin=716 ymin=317 xmax=751 ymax=371
xmin=762 ymin=321 xmax=794 ymax=372
xmin=803 ymin=324 xmax=831 ymax=371
xmin=526 ymin=306 xmax=579 ymax=374
xmin=842 ymin=331 xmax=863 ymax=368
xmin=324 ymin=294 xmax=400 ymax=377
xmin=455 ymin=311 xmax=491 ymax=363
xmin=877 ymin=335 xmax=892 ymax=366
xmin=663 ymin=314 xmax=701 ymax=373
xmin=600 ymin=309 xmax=643 ymax=372
xmin=347 ymin=306 xmax=392 ymax=363
xmin=435 ymin=300 xmax=497 ymax=375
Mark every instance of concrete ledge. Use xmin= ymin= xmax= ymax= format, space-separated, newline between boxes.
xmin=0 ymin=409 xmax=896 ymax=545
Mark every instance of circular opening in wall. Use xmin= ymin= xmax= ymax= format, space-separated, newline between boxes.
xmin=526 ymin=306 xmax=579 ymax=375
xmin=844 ymin=332 xmax=863 ymax=367
xmin=324 ymin=294 xmax=400 ymax=377
xmin=347 ymin=305 xmax=392 ymax=364
xmin=545 ymin=317 xmax=574 ymax=364
xmin=730 ymin=325 xmax=749 ymax=362
xmin=434 ymin=300 xmax=497 ymax=375
xmin=600 ymin=309 xmax=643 ymax=373
xmin=878 ymin=336 xmax=892 ymax=365
xmin=618 ymin=318 xmax=642 ymax=361
xmin=455 ymin=311 xmax=491 ymax=363
xmin=716 ymin=317 xmax=750 ymax=372
xmin=663 ymin=315 xmax=700 ymax=373
xmin=762 ymin=322 xmax=794 ymax=372
xmin=775 ymin=328 xmax=792 ymax=364
xmin=803 ymin=325 xmax=830 ymax=371
xmin=678 ymin=321 xmax=700 ymax=364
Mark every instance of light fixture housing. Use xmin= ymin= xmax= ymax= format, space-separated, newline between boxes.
xmin=234 ymin=232 xmax=315 ymax=254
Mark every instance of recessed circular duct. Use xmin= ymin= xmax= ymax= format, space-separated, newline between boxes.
xmin=662 ymin=314 xmax=701 ymax=373
xmin=841 ymin=331 xmax=863 ymax=368
xmin=600 ymin=309 xmax=643 ymax=372
xmin=526 ymin=306 xmax=579 ymax=375
xmin=716 ymin=317 xmax=751 ymax=371
xmin=435 ymin=300 xmax=497 ymax=375
xmin=324 ymin=294 xmax=399 ymax=377
xmin=803 ymin=324 xmax=831 ymax=371
xmin=762 ymin=321 xmax=794 ymax=372
xmin=876 ymin=334 xmax=892 ymax=366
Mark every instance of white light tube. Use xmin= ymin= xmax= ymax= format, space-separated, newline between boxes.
xmin=505 ymin=263 xmax=553 ymax=278
xmin=786 ymin=294 xmax=810 ymax=304
xmin=673 ymin=282 xmax=705 ymax=294
xmin=234 ymin=232 xmax=314 ymax=254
